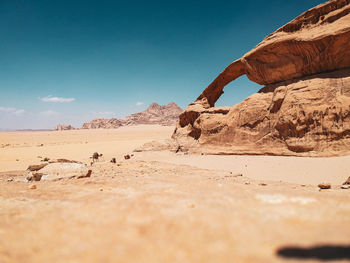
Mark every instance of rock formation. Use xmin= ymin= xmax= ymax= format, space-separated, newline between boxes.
xmin=55 ymin=124 xmax=74 ymax=131
xmin=120 ymin=102 xmax=183 ymax=126
xmin=82 ymin=102 xmax=182 ymax=129
xmin=82 ymin=118 xmax=123 ymax=129
xmin=173 ymin=0 xmax=350 ymax=157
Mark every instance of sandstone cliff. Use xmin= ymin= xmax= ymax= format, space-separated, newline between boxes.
xmin=173 ymin=0 xmax=350 ymax=157
xmin=82 ymin=102 xmax=182 ymax=129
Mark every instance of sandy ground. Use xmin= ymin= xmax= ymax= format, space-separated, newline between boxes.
xmin=0 ymin=125 xmax=174 ymax=172
xmin=1 ymin=125 xmax=350 ymax=263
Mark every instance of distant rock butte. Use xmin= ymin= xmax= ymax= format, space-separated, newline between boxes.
xmin=173 ymin=0 xmax=350 ymax=157
xmin=55 ymin=124 xmax=74 ymax=131
xmin=82 ymin=102 xmax=182 ymax=129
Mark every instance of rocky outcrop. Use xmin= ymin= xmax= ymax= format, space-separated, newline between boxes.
xmin=82 ymin=102 xmax=182 ymax=129
xmin=120 ymin=102 xmax=183 ymax=126
xmin=173 ymin=0 xmax=350 ymax=157
xmin=55 ymin=124 xmax=74 ymax=131
xmin=82 ymin=118 xmax=123 ymax=129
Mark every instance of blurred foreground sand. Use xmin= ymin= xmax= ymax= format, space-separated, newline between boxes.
xmin=1 ymin=125 xmax=349 ymax=263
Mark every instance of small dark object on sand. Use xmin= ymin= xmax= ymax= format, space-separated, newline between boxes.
xmin=111 ymin=158 xmax=116 ymax=163
xmin=318 ymin=183 xmax=331 ymax=189
xmin=92 ymin=152 xmax=103 ymax=162
xmin=124 ymin=155 xmax=130 ymax=160
xmin=33 ymin=173 xmax=43 ymax=181
xmin=27 ymin=163 xmax=48 ymax=172
xmin=343 ymin=176 xmax=350 ymax=185
xmin=175 ymin=146 xmax=181 ymax=153
xmin=77 ymin=170 xmax=92 ymax=179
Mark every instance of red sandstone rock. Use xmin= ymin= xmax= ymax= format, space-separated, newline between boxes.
xmin=82 ymin=102 xmax=182 ymax=129
xmin=27 ymin=163 xmax=48 ymax=172
xmin=173 ymin=0 xmax=350 ymax=157
xmin=82 ymin=118 xmax=123 ymax=129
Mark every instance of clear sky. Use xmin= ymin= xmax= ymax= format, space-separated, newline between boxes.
xmin=0 ymin=0 xmax=324 ymax=129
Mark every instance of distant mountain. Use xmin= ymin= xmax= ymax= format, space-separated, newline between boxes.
xmin=81 ymin=102 xmax=182 ymax=129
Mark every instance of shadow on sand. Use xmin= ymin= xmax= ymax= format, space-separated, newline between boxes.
xmin=277 ymin=245 xmax=350 ymax=261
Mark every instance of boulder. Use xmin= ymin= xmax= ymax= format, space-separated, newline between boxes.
xmin=173 ymin=0 xmax=350 ymax=157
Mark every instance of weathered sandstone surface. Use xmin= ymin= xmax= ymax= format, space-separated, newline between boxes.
xmin=120 ymin=102 xmax=182 ymax=126
xmin=82 ymin=118 xmax=123 ymax=129
xmin=82 ymin=102 xmax=182 ymax=129
xmin=173 ymin=0 xmax=350 ymax=156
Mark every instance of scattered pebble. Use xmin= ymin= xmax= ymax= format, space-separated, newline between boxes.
xmin=343 ymin=176 xmax=350 ymax=185
xmin=318 ymin=183 xmax=331 ymax=190
xmin=99 ymin=188 xmax=103 ymax=191
xmin=77 ymin=170 xmax=92 ymax=179
xmin=33 ymin=173 xmax=43 ymax=181
xmin=7 ymin=178 xmax=14 ymax=182
xmin=27 ymin=163 xmax=48 ymax=172
xmin=259 ymin=183 xmax=267 ymax=186
xmin=124 ymin=154 xmax=131 ymax=160
xmin=228 ymin=172 xmax=242 ymax=177
xmin=29 ymin=184 xmax=36 ymax=190
xmin=111 ymin=158 xmax=116 ymax=163
xmin=341 ymin=185 xmax=350 ymax=189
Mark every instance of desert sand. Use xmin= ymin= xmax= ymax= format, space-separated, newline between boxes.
xmin=1 ymin=125 xmax=350 ymax=263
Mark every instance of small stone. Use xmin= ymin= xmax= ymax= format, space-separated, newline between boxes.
xmin=111 ymin=158 xmax=116 ymax=163
xmin=124 ymin=154 xmax=130 ymax=160
xmin=245 ymin=182 xmax=250 ymax=185
xmin=77 ymin=170 xmax=92 ymax=179
xmin=29 ymin=184 xmax=36 ymax=189
xmin=230 ymin=172 xmax=242 ymax=177
xmin=318 ymin=183 xmax=331 ymax=189
xmin=7 ymin=178 xmax=14 ymax=182
xmin=99 ymin=188 xmax=103 ymax=191
xmin=341 ymin=185 xmax=350 ymax=189
xmin=32 ymin=173 xmax=43 ymax=181
xmin=27 ymin=163 xmax=48 ymax=172
xmin=259 ymin=183 xmax=267 ymax=186
xmin=26 ymin=175 xmax=33 ymax=181
xmin=343 ymin=176 xmax=350 ymax=185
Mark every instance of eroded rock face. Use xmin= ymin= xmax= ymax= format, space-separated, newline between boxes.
xmin=120 ymin=102 xmax=183 ymax=126
xmin=82 ymin=102 xmax=182 ymax=129
xmin=173 ymin=0 xmax=350 ymax=157
xmin=82 ymin=118 xmax=123 ymax=129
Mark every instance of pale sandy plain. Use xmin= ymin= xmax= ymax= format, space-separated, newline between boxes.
xmin=1 ymin=125 xmax=350 ymax=263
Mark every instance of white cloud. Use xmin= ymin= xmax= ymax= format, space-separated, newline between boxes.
xmin=40 ymin=110 xmax=59 ymax=116
xmin=0 ymin=107 xmax=26 ymax=116
xmin=39 ymin=95 xmax=75 ymax=103
xmin=136 ymin=102 xmax=144 ymax=106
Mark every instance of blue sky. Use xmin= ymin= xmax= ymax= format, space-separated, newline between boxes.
xmin=0 ymin=0 xmax=324 ymax=129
